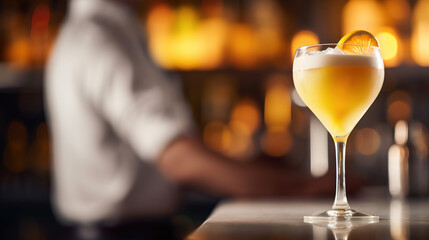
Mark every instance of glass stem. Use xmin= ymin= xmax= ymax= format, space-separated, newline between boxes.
xmin=333 ymin=231 xmax=350 ymax=240
xmin=332 ymin=140 xmax=350 ymax=210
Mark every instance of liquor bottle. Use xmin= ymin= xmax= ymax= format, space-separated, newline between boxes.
xmin=388 ymin=120 xmax=409 ymax=198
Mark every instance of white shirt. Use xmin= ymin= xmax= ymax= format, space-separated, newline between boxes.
xmin=45 ymin=0 xmax=193 ymax=224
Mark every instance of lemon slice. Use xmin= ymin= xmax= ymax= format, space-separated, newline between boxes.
xmin=338 ymin=30 xmax=379 ymax=55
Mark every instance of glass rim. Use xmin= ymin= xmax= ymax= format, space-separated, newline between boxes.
xmin=297 ymin=43 xmax=380 ymax=51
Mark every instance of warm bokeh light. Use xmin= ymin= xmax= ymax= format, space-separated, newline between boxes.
xmin=146 ymin=4 xmax=175 ymax=68
xmin=249 ymin=0 xmax=285 ymax=65
xmin=395 ymin=120 xmax=408 ymax=146
xmin=6 ymin=37 xmax=32 ymax=69
xmin=227 ymin=24 xmax=259 ymax=69
xmin=203 ymin=121 xmax=232 ymax=152
xmin=261 ymin=127 xmax=292 ymax=157
xmin=256 ymin=28 xmax=284 ymax=64
xmin=355 ymin=128 xmax=381 ymax=155
xmin=198 ymin=18 xmax=227 ymax=69
xmin=263 ymin=75 xmax=292 ymax=157
xmin=230 ymin=99 xmax=261 ymax=136
xmin=387 ymin=91 xmax=412 ymax=124
xmin=202 ymin=99 xmax=260 ymax=159
xmin=146 ymin=4 xmax=226 ymax=70
xmin=411 ymin=0 xmax=429 ymax=66
xmin=290 ymin=30 xmax=319 ymax=60
xmin=388 ymin=101 xmax=412 ymax=125
xmin=146 ymin=0 xmax=287 ymax=69
xmin=6 ymin=4 xmax=53 ymax=69
xmin=168 ymin=5 xmax=206 ymax=70
xmin=226 ymin=121 xmax=254 ymax=159
xmin=215 ymin=99 xmax=261 ymax=159
xmin=264 ymin=75 xmax=291 ymax=129
xmin=376 ymin=29 xmax=400 ymax=67
xmin=342 ymin=0 xmax=384 ymax=35
xmin=385 ymin=0 xmax=410 ymax=24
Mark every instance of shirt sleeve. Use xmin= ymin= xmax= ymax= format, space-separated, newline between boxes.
xmin=78 ymin=23 xmax=194 ymax=162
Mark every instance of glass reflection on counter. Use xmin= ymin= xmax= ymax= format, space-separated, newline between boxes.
xmin=307 ymin=218 xmax=378 ymax=240
xmin=390 ymin=199 xmax=409 ymax=240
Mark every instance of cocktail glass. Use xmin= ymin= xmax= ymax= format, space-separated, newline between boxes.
xmin=293 ymin=43 xmax=384 ymax=221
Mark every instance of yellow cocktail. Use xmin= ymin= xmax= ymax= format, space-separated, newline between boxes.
xmin=293 ymin=33 xmax=384 ymax=221
xmin=293 ymin=54 xmax=384 ymax=139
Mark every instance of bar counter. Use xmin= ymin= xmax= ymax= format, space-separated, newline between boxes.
xmin=187 ymin=198 xmax=429 ymax=240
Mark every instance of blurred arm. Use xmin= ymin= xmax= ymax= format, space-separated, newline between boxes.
xmin=158 ymin=137 xmax=334 ymax=198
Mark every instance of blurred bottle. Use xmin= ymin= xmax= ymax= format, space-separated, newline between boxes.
xmin=388 ymin=120 xmax=409 ymax=198
xmin=411 ymin=0 xmax=429 ymax=66
xmin=388 ymin=120 xmax=429 ymax=198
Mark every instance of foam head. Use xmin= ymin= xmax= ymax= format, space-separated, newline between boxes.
xmin=293 ymin=47 xmax=384 ymax=72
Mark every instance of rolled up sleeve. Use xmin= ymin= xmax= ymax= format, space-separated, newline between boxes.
xmin=80 ymin=27 xmax=194 ymax=162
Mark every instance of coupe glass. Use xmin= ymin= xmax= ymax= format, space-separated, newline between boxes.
xmin=292 ymin=43 xmax=384 ymax=221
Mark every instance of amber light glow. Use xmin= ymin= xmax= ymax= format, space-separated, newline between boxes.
xmin=146 ymin=4 xmax=227 ymax=70
xmin=264 ymin=78 xmax=291 ymax=129
xmin=227 ymin=24 xmax=259 ymax=69
xmin=342 ymin=0 xmax=384 ymax=35
xmin=290 ymin=30 xmax=319 ymax=60
xmin=387 ymin=91 xmax=412 ymax=125
xmin=376 ymin=29 xmax=400 ymax=67
xmin=6 ymin=38 xmax=32 ymax=69
xmin=168 ymin=6 xmax=207 ymax=70
xmin=202 ymin=99 xmax=261 ymax=159
xmin=230 ymin=99 xmax=261 ymax=136
xmin=146 ymin=4 xmax=175 ymax=68
xmin=263 ymin=75 xmax=292 ymax=156
xmin=227 ymin=99 xmax=261 ymax=158
xmin=385 ymin=0 xmax=411 ymax=24
xmin=355 ymin=128 xmax=381 ymax=155
xmin=261 ymin=128 xmax=292 ymax=157
xmin=412 ymin=0 xmax=429 ymax=66
xmin=6 ymin=4 xmax=52 ymax=69
xmin=203 ymin=121 xmax=232 ymax=152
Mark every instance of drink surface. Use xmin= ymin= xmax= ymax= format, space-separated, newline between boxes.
xmin=293 ymin=53 xmax=384 ymax=138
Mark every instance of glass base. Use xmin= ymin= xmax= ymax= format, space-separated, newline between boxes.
xmin=304 ymin=209 xmax=379 ymax=223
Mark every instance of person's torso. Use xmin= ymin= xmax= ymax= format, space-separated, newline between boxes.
xmin=45 ymin=0 xmax=180 ymax=224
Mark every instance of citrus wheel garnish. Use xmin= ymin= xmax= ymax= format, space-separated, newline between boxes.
xmin=338 ymin=30 xmax=379 ymax=55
